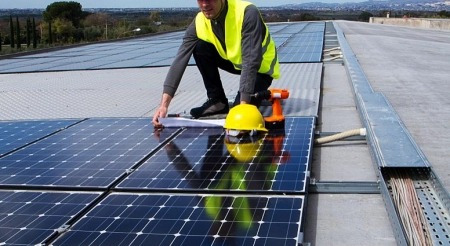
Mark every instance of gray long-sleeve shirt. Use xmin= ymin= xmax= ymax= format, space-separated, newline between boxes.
xmin=162 ymin=1 xmax=266 ymax=103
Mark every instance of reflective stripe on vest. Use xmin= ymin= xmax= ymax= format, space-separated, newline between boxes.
xmin=195 ymin=0 xmax=280 ymax=79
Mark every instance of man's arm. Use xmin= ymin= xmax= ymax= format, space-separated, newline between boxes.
xmin=162 ymin=21 xmax=198 ymax=97
xmin=153 ymin=20 xmax=198 ymax=127
xmin=239 ymin=5 xmax=265 ymax=103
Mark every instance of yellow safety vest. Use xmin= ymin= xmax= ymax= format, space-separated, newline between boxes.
xmin=195 ymin=0 xmax=280 ymax=79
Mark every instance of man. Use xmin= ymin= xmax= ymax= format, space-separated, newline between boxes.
xmin=152 ymin=0 xmax=280 ymax=127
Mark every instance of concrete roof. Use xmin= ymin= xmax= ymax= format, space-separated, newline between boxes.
xmin=307 ymin=20 xmax=450 ymax=245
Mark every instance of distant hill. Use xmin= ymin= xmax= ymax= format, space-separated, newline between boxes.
xmin=281 ymin=0 xmax=444 ymax=6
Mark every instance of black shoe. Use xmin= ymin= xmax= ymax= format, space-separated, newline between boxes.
xmin=190 ymin=98 xmax=229 ymax=118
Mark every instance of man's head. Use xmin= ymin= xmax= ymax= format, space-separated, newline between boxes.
xmin=197 ymin=0 xmax=225 ymax=19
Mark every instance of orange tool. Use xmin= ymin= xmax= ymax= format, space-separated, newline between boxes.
xmin=252 ymin=89 xmax=290 ymax=130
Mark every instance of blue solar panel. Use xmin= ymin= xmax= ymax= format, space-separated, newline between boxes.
xmin=0 ymin=118 xmax=179 ymax=188
xmin=0 ymin=119 xmax=81 ymax=157
xmin=278 ymin=52 xmax=323 ymax=63
xmin=276 ymin=24 xmax=325 ymax=63
xmin=51 ymin=193 xmax=305 ymax=246
xmin=0 ymin=117 xmax=313 ymax=245
xmin=0 ymin=23 xmax=325 ymax=73
xmin=117 ymin=117 xmax=314 ymax=193
xmin=0 ymin=191 xmax=101 ymax=246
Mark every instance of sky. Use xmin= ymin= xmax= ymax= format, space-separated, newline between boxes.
xmin=2 ymin=0 xmax=362 ymax=9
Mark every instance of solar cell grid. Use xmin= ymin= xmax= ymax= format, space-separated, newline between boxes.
xmin=274 ymin=23 xmax=324 ymax=63
xmin=278 ymin=45 xmax=322 ymax=54
xmin=277 ymin=25 xmax=308 ymax=34
xmin=0 ymin=191 xmax=101 ymax=246
xmin=0 ymin=119 xmax=81 ymax=157
xmin=0 ymin=118 xmax=178 ymax=188
xmin=51 ymin=193 xmax=304 ymax=246
xmin=278 ymin=52 xmax=322 ymax=63
xmin=117 ymin=117 xmax=314 ymax=193
xmin=303 ymin=23 xmax=325 ymax=32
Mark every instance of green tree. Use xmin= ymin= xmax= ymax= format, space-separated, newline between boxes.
xmin=53 ymin=18 xmax=75 ymax=43
xmin=43 ymin=1 xmax=83 ymax=28
xmin=48 ymin=21 xmax=52 ymax=44
xmin=83 ymin=26 xmax=102 ymax=41
xmin=150 ymin=11 xmax=161 ymax=23
xmin=9 ymin=16 xmax=14 ymax=48
xmin=290 ymin=13 xmax=320 ymax=22
xmin=358 ymin=11 xmax=373 ymax=22
xmin=16 ymin=16 xmax=20 ymax=49
xmin=83 ymin=13 xmax=108 ymax=27
xmin=32 ymin=17 xmax=37 ymax=48
xmin=26 ymin=17 xmax=31 ymax=47
xmin=437 ymin=10 xmax=450 ymax=18
xmin=83 ymin=13 xmax=109 ymax=40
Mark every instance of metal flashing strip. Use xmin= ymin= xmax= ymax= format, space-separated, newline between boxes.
xmin=335 ymin=21 xmax=430 ymax=168
xmin=333 ymin=22 xmax=374 ymax=95
xmin=358 ymin=93 xmax=430 ymax=168
xmin=334 ymin=21 xmax=450 ymax=246
xmin=309 ymin=180 xmax=380 ymax=194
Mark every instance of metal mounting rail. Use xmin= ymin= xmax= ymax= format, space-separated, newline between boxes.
xmin=334 ymin=21 xmax=450 ymax=246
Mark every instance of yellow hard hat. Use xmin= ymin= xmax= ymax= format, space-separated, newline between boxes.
xmin=223 ymin=104 xmax=268 ymax=136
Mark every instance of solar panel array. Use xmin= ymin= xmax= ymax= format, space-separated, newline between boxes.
xmin=0 ymin=117 xmax=314 ymax=245
xmin=0 ymin=22 xmax=324 ymax=73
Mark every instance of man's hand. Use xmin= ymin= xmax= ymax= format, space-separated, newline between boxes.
xmin=152 ymin=93 xmax=173 ymax=128
xmin=152 ymin=106 xmax=168 ymax=128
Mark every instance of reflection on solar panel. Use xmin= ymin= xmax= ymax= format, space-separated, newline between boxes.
xmin=117 ymin=117 xmax=314 ymax=193
xmin=51 ymin=193 xmax=305 ymax=246
xmin=0 ymin=191 xmax=101 ymax=246
xmin=0 ymin=117 xmax=314 ymax=245
xmin=0 ymin=119 xmax=81 ymax=157
xmin=0 ymin=22 xmax=324 ymax=73
xmin=0 ymin=118 xmax=177 ymax=188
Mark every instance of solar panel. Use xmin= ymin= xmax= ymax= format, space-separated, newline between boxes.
xmin=0 ymin=22 xmax=325 ymax=73
xmin=0 ymin=118 xmax=179 ymax=188
xmin=278 ymin=52 xmax=322 ymax=63
xmin=276 ymin=24 xmax=325 ymax=63
xmin=0 ymin=119 xmax=81 ymax=157
xmin=0 ymin=190 xmax=101 ymax=246
xmin=116 ymin=117 xmax=314 ymax=193
xmin=271 ymin=25 xmax=324 ymax=63
xmin=51 ymin=193 xmax=305 ymax=246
